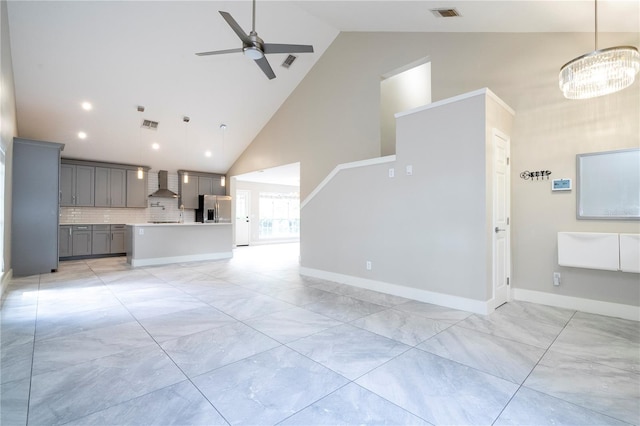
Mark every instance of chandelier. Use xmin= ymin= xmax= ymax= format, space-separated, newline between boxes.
xmin=559 ymin=0 xmax=640 ymax=100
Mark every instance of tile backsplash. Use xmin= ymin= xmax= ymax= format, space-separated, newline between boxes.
xmin=59 ymin=171 xmax=196 ymax=224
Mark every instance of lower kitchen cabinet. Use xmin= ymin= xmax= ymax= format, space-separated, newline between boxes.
xmin=59 ymin=226 xmax=72 ymax=258
xmin=60 ymin=224 xmax=126 ymax=259
xmin=92 ymin=225 xmax=111 ymax=255
xmin=72 ymin=225 xmax=92 ymax=256
xmin=110 ymin=224 xmax=126 ymax=253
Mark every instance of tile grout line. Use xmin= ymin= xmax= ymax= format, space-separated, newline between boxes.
xmin=24 ymin=274 xmax=43 ymax=426
xmin=489 ymin=309 xmax=578 ymax=425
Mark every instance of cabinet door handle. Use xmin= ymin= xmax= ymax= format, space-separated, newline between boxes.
xmin=69 ymin=228 xmax=72 ymax=236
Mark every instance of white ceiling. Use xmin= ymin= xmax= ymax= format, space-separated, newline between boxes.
xmin=7 ymin=1 xmax=640 ymax=180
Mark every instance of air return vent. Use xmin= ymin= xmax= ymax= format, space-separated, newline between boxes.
xmin=281 ymin=55 xmax=297 ymax=69
xmin=430 ymin=8 xmax=461 ymax=18
xmin=141 ymin=119 xmax=159 ymax=130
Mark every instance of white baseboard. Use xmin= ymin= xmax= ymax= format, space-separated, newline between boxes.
xmin=512 ymin=288 xmax=640 ymax=321
xmin=300 ymin=267 xmax=492 ymax=315
xmin=130 ymin=252 xmax=233 ymax=267
xmin=1 ymin=269 xmax=13 ymax=300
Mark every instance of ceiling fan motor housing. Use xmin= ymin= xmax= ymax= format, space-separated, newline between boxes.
xmin=244 ymin=33 xmax=265 ymax=59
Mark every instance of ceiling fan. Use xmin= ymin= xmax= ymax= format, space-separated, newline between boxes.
xmin=196 ymin=0 xmax=314 ymax=80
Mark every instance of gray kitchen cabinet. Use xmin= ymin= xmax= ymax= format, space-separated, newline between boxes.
xmin=110 ymin=224 xmax=126 ymax=253
xmin=95 ymin=167 xmax=126 ymax=207
xmin=211 ymin=177 xmax=226 ymax=195
xmin=179 ymin=171 xmax=226 ymax=208
xmin=59 ymin=225 xmax=72 ymax=258
xmin=92 ymin=225 xmax=111 ymax=255
xmin=60 ymin=164 xmax=95 ymax=206
xmin=71 ymin=225 xmax=92 ymax=256
xmin=12 ymin=138 xmax=64 ymax=276
xmin=198 ymin=176 xmax=214 ymax=195
xmin=179 ymin=174 xmax=199 ymax=209
xmin=126 ymin=169 xmax=148 ymax=207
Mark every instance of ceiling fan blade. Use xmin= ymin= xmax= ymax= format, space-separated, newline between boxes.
xmin=263 ymin=44 xmax=314 ymax=54
xmin=196 ymin=48 xmax=243 ymax=56
xmin=254 ymin=56 xmax=276 ymax=80
xmin=219 ymin=11 xmax=251 ymax=44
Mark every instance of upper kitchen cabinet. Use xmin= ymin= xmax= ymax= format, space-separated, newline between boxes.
xmin=95 ymin=167 xmax=126 ymax=207
xmin=60 ymin=163 xmax=95 ymax=206
xmin=198 ymin=176 xmax=214 ymax=196
xmin=12 ymin=138 xmax=64 ymax=276
xmin=179 ymin=170 xmax=227 ymax=208
xmin=179 ymin=174 xmax=199 ymax=209
xmin=126 ymin=169 xmax=148 ymax=207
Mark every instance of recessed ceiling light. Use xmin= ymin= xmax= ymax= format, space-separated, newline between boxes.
xmin=81 ymin=102 xmax=92 ymax=111
xmin=151 ymin=143 xmax=160 ymax=150
xmin=205 ymin=151 xmax=212 ymax=157
xmin=77 ymin=131 xmax=87 ymax=139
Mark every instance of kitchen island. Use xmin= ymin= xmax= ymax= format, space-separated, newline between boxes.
xmin=126 ymin=222 xmax=233 ymax=267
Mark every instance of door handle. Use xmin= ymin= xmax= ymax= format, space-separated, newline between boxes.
xmin=495 ymin=227 xmax=506 ymax=233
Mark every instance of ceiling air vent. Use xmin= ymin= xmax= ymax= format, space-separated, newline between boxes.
xmin=281 ymin=55 xmax=297 ymax=69
xmin=141 ymin=119 xmax=159 ymax=130
xmin=430 ymin=8 xmax=461 ymax=18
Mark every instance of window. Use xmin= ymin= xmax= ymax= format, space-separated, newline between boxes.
xmin=258 ymin=192 xmax=299 ymax=239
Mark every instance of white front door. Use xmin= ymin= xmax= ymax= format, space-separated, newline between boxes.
xmin=493 ymin=130 xmax=510 ymax=309
xmin=235 ymin=190 xmax=250 ymax=246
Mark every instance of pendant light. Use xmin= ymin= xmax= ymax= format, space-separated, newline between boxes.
xmin=220 ymin=123 xmax=227 ymax=187
xmin=183 ymin=116 xmax=190 ymax=184
xmin=559 ymin=0 xmax=640 ymax=100
xmin=137 ymin=106 xmax=144 ymax=179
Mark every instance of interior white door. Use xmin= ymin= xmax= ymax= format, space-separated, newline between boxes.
xmin=493 ymin=130 xmax=510 ymax=308
xmin=235 ymin=190 xmax=250 ymax=246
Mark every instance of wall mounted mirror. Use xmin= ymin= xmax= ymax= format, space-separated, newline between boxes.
xmin=577 ymin=148 xmax=640 ymax=220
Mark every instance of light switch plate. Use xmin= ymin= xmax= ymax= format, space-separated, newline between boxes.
xmin=388 ymin=168 xmax=395 ymax=178
xmin=406 ymin=165 xmax=413 ymax=176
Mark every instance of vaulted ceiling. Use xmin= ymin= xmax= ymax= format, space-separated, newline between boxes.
xmin=7 ymin=1 xmax=639 ymax=176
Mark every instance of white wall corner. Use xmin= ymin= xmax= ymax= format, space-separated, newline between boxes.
xmin=513 ymin=288 xmax=640 ymax=322
xmin=300 ymin=267 xmax=493 ymax=315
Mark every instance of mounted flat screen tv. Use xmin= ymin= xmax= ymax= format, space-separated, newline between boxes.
xmin=577 ymin=148 xmax=640 ymax=220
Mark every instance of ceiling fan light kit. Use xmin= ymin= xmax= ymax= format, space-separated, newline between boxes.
xmin=559 ymin=0 xmax=640 ymax=99
xmin=195 ymin=0 xmax=313 ymax=80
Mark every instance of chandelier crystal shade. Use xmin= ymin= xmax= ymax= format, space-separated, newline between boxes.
xmin=559 ymin=0 xmax=640 ymax=100
xmin=560 ymin=46 xmax=640 ymax=99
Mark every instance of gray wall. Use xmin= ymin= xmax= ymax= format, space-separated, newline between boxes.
xmin=1 ymin=0 xmax=17 ymax=294
xmin=228 ymin=31 xmax=640 ymax=308
xmin=302 ymin=91 xmax=512 ymax=309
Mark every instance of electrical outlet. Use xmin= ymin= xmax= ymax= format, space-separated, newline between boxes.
xmin=553 ymin=272 xmax=561 ymax=286
xmin=366 ymin=261 xmax=372 ymax=270
xmin=388 ymin=168 xmax=395 ymax=178
xmin=139 ymin=228 xmax=144 ymax=235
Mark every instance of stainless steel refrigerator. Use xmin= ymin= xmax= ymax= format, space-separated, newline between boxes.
xmin=197 ymin=195 xmax=232 ymax=223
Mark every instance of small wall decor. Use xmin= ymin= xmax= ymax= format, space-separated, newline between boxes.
xmin=552 ymin=178 xmax=572 ymax=191
xmin=520 ymin=170 xmax=552 ymax=181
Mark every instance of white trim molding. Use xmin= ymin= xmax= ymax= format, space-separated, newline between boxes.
xmin=1 ymin=269 xmax=13 ymax=300
xmin=513 ymin=288 xmax=640 ymax=321
xmin=300 ymin=266 xmax=493 ymax=315
xmin=301 ymin=155 xmax=396 ymax=209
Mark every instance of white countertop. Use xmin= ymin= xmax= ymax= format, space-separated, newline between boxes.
xmin=127 ymin=222 xmax=232 ymax=227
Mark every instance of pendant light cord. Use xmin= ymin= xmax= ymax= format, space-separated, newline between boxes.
xmin=594 ymin=0 xmax=598 ymax=50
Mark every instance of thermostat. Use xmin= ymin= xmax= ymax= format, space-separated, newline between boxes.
xmin=552 ymin=178 xmax=572 ymax=191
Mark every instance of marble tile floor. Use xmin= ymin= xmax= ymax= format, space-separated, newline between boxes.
xmin=1 ymin=243 xmax=639 ymax=425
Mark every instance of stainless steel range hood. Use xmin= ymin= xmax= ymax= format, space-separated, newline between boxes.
xmin=149 ymin=170 xmax=178 ymax=198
